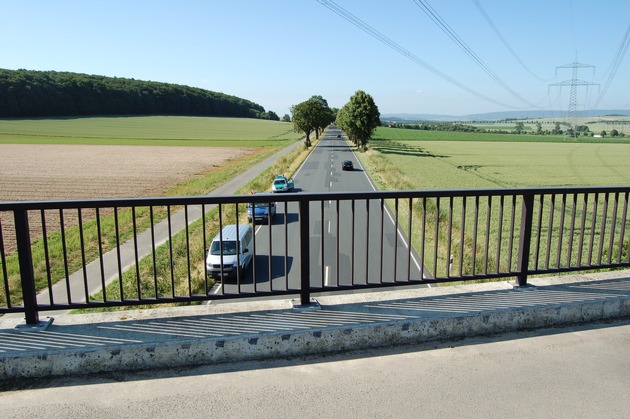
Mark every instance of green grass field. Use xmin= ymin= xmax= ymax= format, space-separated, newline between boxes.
xmin=367 ymin=127 xmax=630 ymax=190
xmin=359 ymin=127 xmax=630 ymax=279
xmin=0 ymin=115 xmax=302 ymax=146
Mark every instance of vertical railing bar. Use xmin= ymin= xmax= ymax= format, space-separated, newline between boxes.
xmin=508 ymin=196 xmax=516 ymax=272
xmin=202 ymin=204 xmax=209 ymax=296
xmin=13 ymin=209 xmax=39 ymax=324
xmin=40 ymin=209 xmax=54 ymax=305
xmin=379 ymin=198 xmax=384 ymax=283
xmin=185 ymin=205 xmax=192 ymax=296
xmin=336 ymin=199 xmax=340 ymax=287
xmin=496 ymin=196 xmax=504 ymax=273
xmin=471 ymin=196 xmax=479 ymax=275
xmin=432 ymin=197 xmax=440 ymax=279
xmin=578 ymin=194 xmax=589 ymax=266
xmin=59 ymin=208 xmax=71 ymax=304
xmin=96 ymin=208 xmax=106 ymax=302
xmin=284 ymin=201 xmax=289 ymax=290
xmin=251 ymin=204 xmax=258 ymax=292
xmin=235 ymin=205 xmax=241 ymax=293
xmin=351 ymin=199 xmax=356 ymax=284
xmin=459 ymin=197 xmax=466 ymax=276
xmin=446 ymin=197 xmax=453 ymax=278
xmin=607 ymin=192 xmax=618 ymax=265
xmin=484 ymin=196 xmax=491 ymax=275
xmin=78 ymin=208 xmax=90 ymax=301
xmin=266 ymin=202 xmax=272 ymax=292
xmin=407 ymin=198 xmax=412 ymax=281
xmin=517 ymin=192 xmax=535 ymax=286
xmin=132 ymin=206 xmax=141 ymax=300
xmin=150 ymin=206 xmax=158 ymax=299
xmin=597 ymin=193 xmax=609 ymax=265
xmin=567 ymin=194 xmax=578 ymax=268
xmin=321 ymin=200 xmax=325 ymax=287
xmin=533 ymin=195 xmax=544 ymax=271
xmin=114 ymin=207 xmax=124 ymax=300
xmin=0 ymin=213 xmax=11 ymax=307
xmin=545 ymin=194 xmax=554 ymax=270
xmin=556 ymin=195 xmax=567 ymax=268
xmin=366 ymin=199 xmax=371 ymax=283
xmin=617 ymin=192 xmax=629 ymax=264
xmin=587 ymin=193 xmax=599 ymax=266
xmin=167 ymin=205 xmax=175 ymax=298
xmin=393 ymin=199 xmax=399 ymax=282
xmin=218 ymin=204 xmax=225 ymax=295
xmin=299 ymin=199 xmax=311 ymax=305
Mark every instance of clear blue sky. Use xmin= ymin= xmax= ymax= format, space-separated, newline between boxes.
xmin=2 ymin=0 xmax=629 ymax=116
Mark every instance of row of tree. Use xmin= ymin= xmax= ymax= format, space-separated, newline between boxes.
xmin=291 ymin=91 xmax=380 ymax=149
xmin=388 ymin=120 xmax=626 ymax=138
xmin=0 ymin=69 xmax=278 ymax=119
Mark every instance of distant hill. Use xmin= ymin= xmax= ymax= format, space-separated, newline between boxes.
xmin=0 ymin=68 xmax=278 ymax=120
xmin=382 ymin=110 xmax=630 ymax=122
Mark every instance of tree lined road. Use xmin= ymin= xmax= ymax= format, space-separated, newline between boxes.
xmin=219 ymin=126 xmax=424 ymax=294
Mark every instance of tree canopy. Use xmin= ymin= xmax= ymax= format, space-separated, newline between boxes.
xmin=291 ymin=96 xmax=334 ymax=148
xmin=336 ymin=90 xmax=380 ymax=150
xmin=0 ymin=68 xmax=277 ymax=119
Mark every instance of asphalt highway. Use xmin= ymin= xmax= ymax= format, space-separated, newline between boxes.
xmin=217 ymin=126 xmax=424 ymax=294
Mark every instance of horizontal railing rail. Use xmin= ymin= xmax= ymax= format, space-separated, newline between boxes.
xmin=1 ymin=186 xmax=629 ymax=324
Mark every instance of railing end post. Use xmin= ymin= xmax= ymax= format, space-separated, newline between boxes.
xmin=14 ymin=209 xmax=40 ymax=325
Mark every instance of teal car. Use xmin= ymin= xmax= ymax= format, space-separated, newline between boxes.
xmin=271 ymin=174 xmax=294 ymax=193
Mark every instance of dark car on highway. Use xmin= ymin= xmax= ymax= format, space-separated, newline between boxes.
xmin=342 ymin=160 xmax=354 ymax=171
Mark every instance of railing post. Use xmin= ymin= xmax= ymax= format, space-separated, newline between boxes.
xmin=14 ymin=209 xmax=40 ymax=324
xmin=299 ymin=199 xmax=311 ymax=305
xmin=516 ymin=193 xmax=535 ymax=286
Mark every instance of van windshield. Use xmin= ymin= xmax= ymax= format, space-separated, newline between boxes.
xmin=210 ymin=240 xmax=238 ymax=256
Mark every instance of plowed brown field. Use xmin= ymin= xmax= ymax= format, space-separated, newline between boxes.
xmin=0 ymin=144 xmax=253 ymax=253
xmin=0 ymin=144 xmax=252 ymax=200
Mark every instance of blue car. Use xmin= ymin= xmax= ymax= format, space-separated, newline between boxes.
xmin=247 ymin=201 xmax=276 ymax=224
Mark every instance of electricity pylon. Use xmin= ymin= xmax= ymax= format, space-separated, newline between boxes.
xmin=549 ymin=56 xmax=599 ymax=138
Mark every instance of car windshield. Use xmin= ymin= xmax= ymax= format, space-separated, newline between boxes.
xmin=252 ymin=202 xmax=271 ymax=208
xmin=274 ymin=180 xmax=286 ymax=186
xmin=210 ymin=240 xmax=237 ymax=256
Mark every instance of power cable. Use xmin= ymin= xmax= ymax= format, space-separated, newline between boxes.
xmin=317 ymin=0 xmax=525 ymax=109
xmin=472 ymin=0 xmax=553 ymax=82
xmin=594 ymin=22 xmax=630 ymax=108
xmin=412 ymin=0 xmax=539 ymax=108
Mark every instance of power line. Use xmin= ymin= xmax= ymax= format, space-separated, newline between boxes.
xmin=594 ymin=22 xmax=630 ymax=107
xmin=412 ymin=0 xmax=538 ymax=108
xmin=472 ymin=0 xmax=553 ymax=82
xmin=317 ymin=0 xmax=524 ymax=109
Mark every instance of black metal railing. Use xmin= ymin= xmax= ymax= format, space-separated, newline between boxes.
xmin=1 ymin=186 xmax=629 ymax=324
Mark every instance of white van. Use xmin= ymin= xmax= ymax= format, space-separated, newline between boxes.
xmin=206 ymin=224 xmax=253 ymax=280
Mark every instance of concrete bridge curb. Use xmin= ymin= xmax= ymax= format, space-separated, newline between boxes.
xmin=1 ymin=270 xmax=629 ymax=380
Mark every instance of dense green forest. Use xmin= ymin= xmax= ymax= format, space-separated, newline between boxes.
xmin=0 ymin=69 xmax=278 ymax=119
